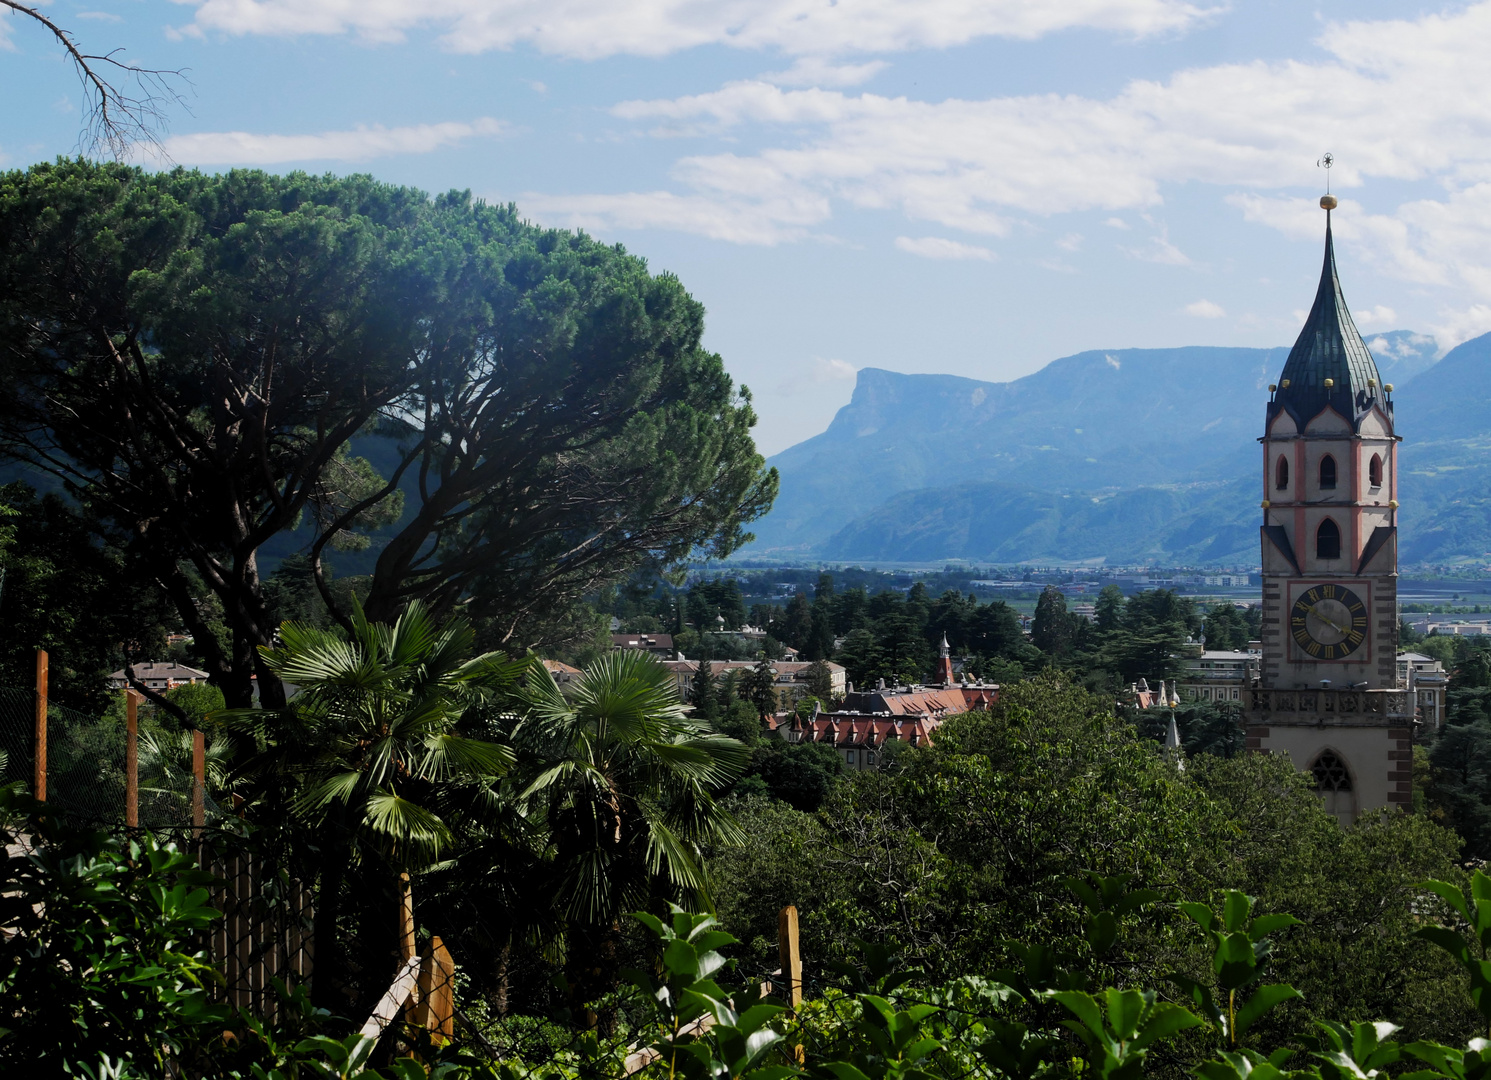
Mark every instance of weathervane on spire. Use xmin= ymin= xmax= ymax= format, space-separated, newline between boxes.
xmin=1317 ymin=152 xmax=1337 ymax=210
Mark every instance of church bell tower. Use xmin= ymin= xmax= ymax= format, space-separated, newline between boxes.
xmin=1247 ymin=190 xmax=1411 ymax=824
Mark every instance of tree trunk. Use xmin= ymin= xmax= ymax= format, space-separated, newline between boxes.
xmin=494 ymin=938 xmax=511 ymax=1018
xmin=565 ymin=921 xmax=622 ymax=1035
xmin=310 ymin=828 xmax=352 ymax=1011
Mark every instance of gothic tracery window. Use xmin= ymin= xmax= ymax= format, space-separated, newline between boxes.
xmin=1319 ymin=454 xmax=1337 ymax=490
xmin=1276 ymin=456 xmax=1289 ymax=491
xmin=1310 ymin=749 xmax=1352 ymax=792
xmin=1317 ymin=518 xmax=1341 ymax=560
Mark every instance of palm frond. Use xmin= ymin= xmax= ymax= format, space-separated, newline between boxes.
xmin=364 ymin=790 xmax=452 ymax=858
xmin=417 ymin=734 xmax=515 ymax=781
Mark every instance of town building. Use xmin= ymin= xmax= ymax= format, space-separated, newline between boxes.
xmin=540 ymin=659 xmax=584 ymax=689
xmin=774 ymin=711 xmax=940 ymax=772
xmin=610 ymin=632 xmax=675 ymax=657
xmin=767 ymin=637 xmax=999 ymax=771
xmin=1244 ymin=192 xmax=1411 ymax=825
xmin=107 ymin=660 xmax=211 ymax=692
xmin=1177 ymin=650 xmax=1259 ymax=704
xmin=1406 ymin=619 xmax=1491 ymax=637
xmin=1398 ymin=652 xmax=1448 ymax=732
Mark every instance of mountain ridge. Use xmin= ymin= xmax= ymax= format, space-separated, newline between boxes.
xmin=748 ymin=329 xmax=1482 ymax=566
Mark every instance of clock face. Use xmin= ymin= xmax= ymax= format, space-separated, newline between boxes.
xmin=1290 ymin=584 xmax=1369 ymax=660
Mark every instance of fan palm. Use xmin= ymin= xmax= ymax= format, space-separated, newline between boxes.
xmin=137 ymin=728 xmax=236 ymax=821
xmin=508 ymin=648 xmax=748 ymax=1020
xmin=223 ymin=599 xmax=520 ymax=1004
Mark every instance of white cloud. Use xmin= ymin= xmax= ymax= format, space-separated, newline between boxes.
xmin=520 ymin=188 xmax=830 ymax=245
xmin=175 ymin=0 xmax=1214 ymax=58
xmin=1370 ymin=331 xmax=1437 ymax=359
xmin=1056 ymin=232 xmax=1083 ymax=251
xmin=761 ymin=58 xmax=889 ymax=88
xmin=1354 ymin=304 xmax=1397 ymax=326
xmin=160 ymin=118 xmax=505 ymax=164
xmin=1127 ymin=236 xmax=1191 ymax=265
xmin=895 ymin=235 xmax=995 ymax=260
xmin=77 ymin=10 xmax=125 ymax=21
xmin=528 ymin=0 xmax=1491 ymax=346
xmin=811 ymin=357 xmax=857 ymax=382
xmin=1185 ymin=299 xmax=1226 ymax=318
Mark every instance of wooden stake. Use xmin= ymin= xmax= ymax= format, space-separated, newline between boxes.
xmin=778 ymin=905 xmax=802 ymax=1009
xmin=125 ymin=690 xmax=139 ymax=828
xmin=399 ymin=872 xmax=415 ymax=963
xmin=192 ymin=728 xmax=206 ymax=834
xmin=33 ymin=650 xmax=47 ymax=802
xmin=779 ymin=905 xmax=804 ymax=1064
xmin=415 ymin=936 xmax=456 ymax=1044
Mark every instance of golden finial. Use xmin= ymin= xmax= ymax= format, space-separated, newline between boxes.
xmin=1318 ymin=153 xmax=1336 ymax=210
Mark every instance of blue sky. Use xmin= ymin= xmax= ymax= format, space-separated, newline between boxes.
xmin=5 ymin=0 xmax=1490 ymax=454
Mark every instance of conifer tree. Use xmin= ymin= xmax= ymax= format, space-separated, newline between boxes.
xmin=689 ymin=657 xmax=719 ymax=723
xmin=746 ymin=654 xmax=778 ymax=717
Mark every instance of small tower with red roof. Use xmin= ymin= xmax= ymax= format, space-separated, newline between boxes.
xmin=936 ymin=633 xmax=955 ymax=685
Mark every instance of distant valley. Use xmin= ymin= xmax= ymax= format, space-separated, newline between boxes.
xmin=747 ymin=329 xmax=1491 ymax=567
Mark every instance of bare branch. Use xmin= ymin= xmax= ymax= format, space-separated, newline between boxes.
xmin=2 ymin=0 xmax=190 ymax=160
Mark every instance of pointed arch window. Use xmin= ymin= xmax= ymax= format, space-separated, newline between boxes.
xmin=1276 ymin=456 xmax=1289 ymax=491
xmin=1319 ymin=454 xmax=1337 ymax=490
xmin=1317 ymin=518 xmax=1341 ymax=560
xmin=1369 ymin=453 xmax=1383 ymax=488
xmin=1310 ymin=749 xmax=1352 ymax=792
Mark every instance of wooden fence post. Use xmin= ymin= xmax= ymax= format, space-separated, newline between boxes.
xmin=398 ymin=872 xmax=415 ymax=963
xmin=415 ymin=936 xmax=456 ymax=1044
xmin=778 ymin=905 xmax=802 ymax=1009
xmin=124 ymin=690 xmax=139 ymax=828
xmin=192 ymin=728 xmax=206 ymax=834
xmin=33 ymin=650 xmax=47 ymax=802
xmin=779 ymin=905 xmax=804 ymax=1065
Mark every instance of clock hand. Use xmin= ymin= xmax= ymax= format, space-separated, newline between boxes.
xmin=1300 ymin=601 xmax=1350 ymax=636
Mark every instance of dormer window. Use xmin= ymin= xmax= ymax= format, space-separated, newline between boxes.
xmin=1369 ymin=453 xmax=1383 ymax=488
xmin=1319 ymin=455 xmax=1337 ymax=490
xmin=1317 ymin=518 xmax=1341 ymax=560
xmin=1276 ymin=456 xmax=1289 ymax=491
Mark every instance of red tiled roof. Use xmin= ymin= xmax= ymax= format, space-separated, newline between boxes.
xmin=840 ymin=687 xmax=968 ymax=716
xmin=108 ymin=660 xmax=210 ymax=684
xmin=785 ymin=711 xmax=941 ymax=749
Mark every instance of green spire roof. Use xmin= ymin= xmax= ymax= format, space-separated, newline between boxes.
xmin=1269 ymin=214 xmax=1387 ymax=432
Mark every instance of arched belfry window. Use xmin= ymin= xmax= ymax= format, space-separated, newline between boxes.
xmin=1319 ymin=454 xmax=1337 ymax=490
xmin=1369 ymin=454 xmax=1383 ymax=488
xmin=1317 ymin=518 xmax=1342 ymax=560
xmin=1311 ymin=749 xmax=1355 ymax=823
xmin=1276 ymin=456 xmax=1289 ymax=491
xmin=1311 ymin=749 xmax=1352 ymax=792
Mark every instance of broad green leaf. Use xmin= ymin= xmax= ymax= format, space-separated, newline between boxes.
xmin=1180 ymin=902 xmax=1218 ymax=933
xmin=1224 ymin=892 xmax=1254 ymax=933
xmin=1234 ymin=985 xmax=1304 ymax=1037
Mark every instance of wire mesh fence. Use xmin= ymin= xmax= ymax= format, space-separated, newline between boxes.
xmin=0 ymin=681 xmax=233 ymax=828
xmin=1 ymin=679 xmax=314 ymax=1024
xmin=0 ymin=685 xmax=30 ymax=791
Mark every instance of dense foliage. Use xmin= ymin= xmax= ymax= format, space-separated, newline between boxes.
xmin=0 ymin=160 xmax=775 ymax=707
xmin=705 ymin=675 xmax=1475 ymax=1051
